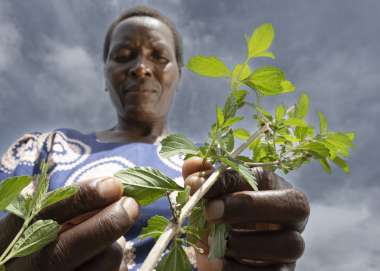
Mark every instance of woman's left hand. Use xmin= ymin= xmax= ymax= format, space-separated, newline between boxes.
xmin=182 ymin=157 xmax=310 ymax=271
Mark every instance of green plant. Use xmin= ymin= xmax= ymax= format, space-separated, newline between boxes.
xmin=115 ymin=23 xmax=355 ymax=271
xmin=0 ymin=162 xmax=78 ymax=270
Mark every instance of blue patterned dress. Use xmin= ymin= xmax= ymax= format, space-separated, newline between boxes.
xmin=0 ymin=128 xmax=195 ymax=270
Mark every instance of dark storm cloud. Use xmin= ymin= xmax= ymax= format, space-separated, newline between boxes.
xmin=0 ymin=0 xmax=379 ymax=269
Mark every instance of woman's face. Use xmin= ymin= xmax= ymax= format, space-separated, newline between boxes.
xmin=104 ymin=16 xmax=180 ymax=124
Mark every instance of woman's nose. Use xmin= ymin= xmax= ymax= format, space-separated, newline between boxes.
xmin=128 ymin=58 xmax=152 ymax=78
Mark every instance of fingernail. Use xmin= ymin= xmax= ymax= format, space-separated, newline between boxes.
xmin=97 ymin=177 xmax=123 ymax=200
xmin=122 ymin=197 xmax=140 ymax=223
xmin=206 ymin=200 xmax=224 ymax=221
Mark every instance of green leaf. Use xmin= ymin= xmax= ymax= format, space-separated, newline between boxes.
xmin=9 ymin=219 xmax=60 ymax=258
xmin=208 ymin=223 xmax=229 ymax=259
xmin=187 ymin=55 xmax=231 ymax=78
xmin=223 ymin=95 xmax=238 ymax=120
xmin=41 ymin=185 xmax=79 ymax=210
xmin=188 ymin=201 xmax=207 ymax=244
xmin=319 ymin=159 xmax=332 ymax=174
xmin=295 ymin=92 xmax=309 ymax=119
xmin=275 ymin=104 xmax=285 ymax=122
xmin=325 ymin=132 xmax=353 ymax=157
xmin=219 ymin=158 xmax=257 ymax=191
xmin=223 ymin=116 xmax=244 ymax=127
xmin=234 ymin=128 xmax=250 ymax=140
xmin=139 ymin=215 xmax=170 ymax=240
xmin=345 ymin=132 xmax=356 ymax=141
xmin=220 ymin=129 xmax=235 ymax=153
xmin=5 ymin=194 xmax=32 ymax=219
xmin=255 ymin=105 xmax=273 ymax=120
xmin=176 ymin=186 xmax=191 ymax=211
xmin=279 ymin=134 xmax=299 ymax=143
xmin=156 ymin=240 xmax=192 ymax=271
xmin=318 ymin=111 xmax=328 ymax=134
xmin=297 ymin=142 xmax=330 ymax=158
xmin=0 ymin=176 xmax=32 ymax=211
xmin=231 ymin=63 xmax=251 ymax=81
xmin=283 ymin=118 xmax=308 ymax=127
xmin=248 ymin=23 xmax=275 ymax=59
xmin=29 ymin=162 xmax=50 ymax=215
xmin=159 ymin=134 xmax=199 ymax=159
xmin=333 ymin=156 xmax=350 ymax=173
xmin=216 ymin=106 xmax=224 ymax=127
xmin=254 ymin=51 xmax=275 ymax=59
xmin=231 ymin=89 xmax=248 ymax=107
xmin=244 ymin=66 xmax=295 ymax=96
xmin=115 ymin=167 xmax=183 ymax=206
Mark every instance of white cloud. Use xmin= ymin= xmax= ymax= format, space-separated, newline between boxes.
xmin=298 ymin=188 xmax=380 ymax=270
xmin=0 ymin=2 xmax=22 ymax=73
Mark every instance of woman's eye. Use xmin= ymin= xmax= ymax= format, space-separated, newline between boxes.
xmin=152 ymin=52 xmax=169 ymax=64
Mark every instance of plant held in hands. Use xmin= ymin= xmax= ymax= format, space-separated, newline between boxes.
xmin=115 ymin=23 xmax=355 ymax=271
xmin=0 ymin=162 xmax=78 ymax=271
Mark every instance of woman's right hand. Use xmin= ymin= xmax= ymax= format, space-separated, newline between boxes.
xmin=0 ymin=177 xmax=139 ymax=271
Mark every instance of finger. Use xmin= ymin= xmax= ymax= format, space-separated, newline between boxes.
xmin=76 ymin=242 xmax=124 ymax=271
xmin=0 ymin=214 xmax=23 ymax=253
xmin=223 ymin=259 xmax=295 ymax=271
xmin=38 ymin=177 xmax=123 ymax=223
xmin=226 ymin=230 xmax=304 ymax=263
xmin=206 ymin=189 xmax=310 ymax=231
xmin=185 ymin=166 xmax=292 ymax=200
xmin=182 ymin=156 xmax=214 ymax=179
xmin=32 ymin=197 xmax=138 ymax=271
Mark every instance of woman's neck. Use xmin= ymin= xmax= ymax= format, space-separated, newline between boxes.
xmin=96 ymin=116 xmax=168 ymax=144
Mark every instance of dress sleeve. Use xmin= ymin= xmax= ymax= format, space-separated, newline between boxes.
xmin=0 ymin=132 xmax=50 ymax=184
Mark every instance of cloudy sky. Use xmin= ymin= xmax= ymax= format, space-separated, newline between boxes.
xmin=0 ymin=0 xmax=379 ymax=269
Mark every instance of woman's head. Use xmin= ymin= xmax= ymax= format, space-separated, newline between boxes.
xmin=103 ymin=5 xmax=183 ymax=71
xmin=103 ymin=6 xmax=183 ymax=126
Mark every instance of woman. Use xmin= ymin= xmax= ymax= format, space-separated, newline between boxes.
xmin=0 ymin=5 xmax=309 ymax=271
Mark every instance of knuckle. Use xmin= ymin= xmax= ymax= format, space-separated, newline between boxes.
xmin=289 ymin=189 xmax=310 ymax=221
xmin=285 ymin=231 xmax=305 ymax=260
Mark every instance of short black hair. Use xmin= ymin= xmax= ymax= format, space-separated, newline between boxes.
xmin=103 ymin=5 xmax=183 ymax=70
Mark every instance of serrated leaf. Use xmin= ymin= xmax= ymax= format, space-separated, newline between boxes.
xmin=219 ymin=158 xmax=257 ymax=190
xmin=10 ymin=219 xmax=59 ymax=257
xmin=115 ymin=167 xmax=183 ymax=206
xmin=319 ymin=159 xmax=332 ymax=174
xmin=5 ymin=194 xmax=32 ymax=219
xmin=283 ymin=118 xmax=308 ymax=127
xmin=187 ymin=55 xmax=231 ymax=78
xmin=295 ymin=92 xmax=309 ymax=119
xmin=244 ymin=66 xmax=295 ymax=96
xmin=333 ymin=156 xmax=350 ymax=173
xmin=248 ymin=23 xmax=275 ymax=59
xmin=275 ymin=104 xmax=286 ymax=121
xmin=279 ymin=134 xmax=299 ymax=143
xmin=318 ymin=111 xmax=328 ymax=134
xmin=325 ymin=132 xmax=353 ymax=157
xmin=216 ymin=106 xmax=224 ymax=127
xmin=139 ymin=215 xmax=170 ymax=240
xmin=156 ymin=241 xmax=192 ymax=271
xmin=208 ymin=223 xmax=229 ymax=259
xmin=188 ymin=201 xmax=207 ymax=244
xmin=220 ymin=129 xmax=235 ymax=153
xmin=0 ymin=176 xmax=32 ymax=211
xmin=234 ymin=128 xmax=250 ymax=140
xmin=223 ymin=95 xmax=238 ymax=119
xmin=223 ymin=116 xmax=244 ymax=127
xmin=159 ymin=134 xmax=199 ymax=159
xmin=41 ymin=185 xmax=79 ymax=210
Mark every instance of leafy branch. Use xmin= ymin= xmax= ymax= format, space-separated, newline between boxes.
xmin=0 ymin=162 xmax=78 ymax=269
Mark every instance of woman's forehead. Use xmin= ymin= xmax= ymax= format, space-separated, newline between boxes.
xmin=110 ymin=16 xmax=175 ymax=49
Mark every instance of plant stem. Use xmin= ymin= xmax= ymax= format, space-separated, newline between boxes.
xmin=139 ymin=125 xmax=269 ymax=271
xmin=245 ymin=160 xmax=280 ymax=167
xmin=0 ymin=217 xmax=31 ymax=265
